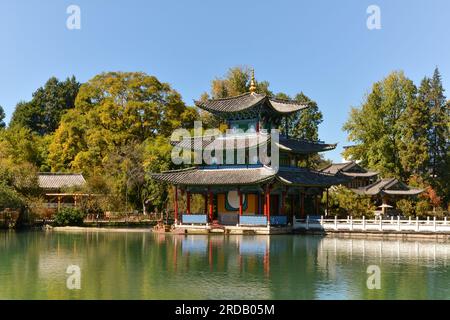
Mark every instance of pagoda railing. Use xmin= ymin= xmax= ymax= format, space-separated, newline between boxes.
xmin=181 ymin=214 xmax=208 ymax=225
xmin=239 ymin=216 xmax=268 ymax=226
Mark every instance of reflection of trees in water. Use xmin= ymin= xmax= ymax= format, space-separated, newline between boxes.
xmin=315 ymin=237 xmax=450 ymax=299
xmin=1 ymin=232 xmax=449 ymax=299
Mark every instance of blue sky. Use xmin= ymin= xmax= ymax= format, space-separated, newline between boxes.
xmin=1 ymin=0 xmax=449 ymax=162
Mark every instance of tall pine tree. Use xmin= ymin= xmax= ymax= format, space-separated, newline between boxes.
xmin=426 ymin=68 xmax=449 ymax=203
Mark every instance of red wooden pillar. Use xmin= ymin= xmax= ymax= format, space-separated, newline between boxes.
xmin=208 ymin=189 xmax=213 ymax=222
xmin=186 ymin=191 xmax=191 ymax=214
xmin=238 ymin=189 xmax=243 ymax=216
xmin=174 ymin=186 xmax=179 ymax=224
xmin=266 ymin=186 xmax=271 ymax=224
xmin=263 ymin=193 xmax=267 ymax=216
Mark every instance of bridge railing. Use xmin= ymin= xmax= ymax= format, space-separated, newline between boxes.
xmin=294 ymin=215 xmax=450 ymax=233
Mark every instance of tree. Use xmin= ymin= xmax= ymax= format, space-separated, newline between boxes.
xmin=10 ymin=76 xmax=80 ymax=135
xmin=0 ymin=183 xmax=25 ymax=211
xmin=326 ymin=186 xmax=375 ymax=218
xmin=142 ymin=136 xmax=173 ymax=213
xmin=0 ymin=105 xmax=5 ymax=129
xmin=48 ymin=72 xmax=197 ymax=173
xmin=343 ymin=71 xmax=417 ymax=179
xmin=207 ymin=66 xmax=272 ymax=99
xmin=398 ymin=78 xmax=430 ymax=176
xmin=425 ymin=68 xmax=449 ymax=203
xmin=396 ymin=199 xmax=415 ymax=217
xmin=0 ymin=126 xmax=41 ymax=166
xmin=286 ymin=93 xmax=323 ymax=141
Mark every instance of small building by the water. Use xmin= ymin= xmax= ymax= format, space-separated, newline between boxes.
xmin=38 ymin=173 xmax=87 ymax=212
xmin=322 ymin=162 xmax=424 ymax=216
xmin=321 ymin=161 xmax=378 ymax=188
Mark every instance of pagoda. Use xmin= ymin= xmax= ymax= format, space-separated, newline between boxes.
xmin=152 ymin=71 xmax=347 ymax=234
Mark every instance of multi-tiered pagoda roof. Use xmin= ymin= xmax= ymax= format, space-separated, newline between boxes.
xmin=151 ymin=71 xmax=348 ymax=231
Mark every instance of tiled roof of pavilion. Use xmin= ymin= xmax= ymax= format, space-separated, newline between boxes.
xmin=170 ymin=132 xmax=336 ymax=154
xmin=194 ymin=92 xmax=308 ymax=115
xmin=38 ymin=173 xmax=86 ymax=190
xmin=151 ymin=166 xmax=347 ymax=187
xmin=352 ymin=178 xmax=423 ymax=196
xmin=321 ymin=161 xmax=378 ymax=178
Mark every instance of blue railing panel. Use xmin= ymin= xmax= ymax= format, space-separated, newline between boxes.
xmin=270 ymin=216 xmax=288 ymax=225
xmin=182 ymin=214 xmax=207 ymax=224
xmin=219 ymin=214 xmax=239 ymax=225
xmin=239 ymin=216 xmax=267 ymax=226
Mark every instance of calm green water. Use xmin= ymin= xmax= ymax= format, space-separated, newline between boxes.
xmin=0 ymin=230 xmax=449 ymax=299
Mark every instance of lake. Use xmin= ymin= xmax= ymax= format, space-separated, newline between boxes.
xmin=0 ymin=230 xmax=449 ymax=299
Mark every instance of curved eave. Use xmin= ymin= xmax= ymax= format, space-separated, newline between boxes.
xmin=381 ymin=189 xmax=424 ymax=196
xmin=276 ymin=141 xmax=337 ymax=154
xmin=267 ymin=98 xmax=309 ymax=114
xmin=194 ymin=92 xmax=309 ymax=116
xmin=277 ymin=136 xmax=337 ymax=155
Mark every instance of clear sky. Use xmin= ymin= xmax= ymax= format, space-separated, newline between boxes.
xmin=1 ymin=0 xmax=449 ymax=162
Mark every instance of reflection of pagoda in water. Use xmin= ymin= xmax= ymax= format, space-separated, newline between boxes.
xmin=152 ymin=71 xmax=346 ymax=234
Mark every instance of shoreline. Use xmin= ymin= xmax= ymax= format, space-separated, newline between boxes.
xmin=45 ymin=226 xmax=450 ymax=242
xmin=52 ymin=226 xmax=152 ymax=233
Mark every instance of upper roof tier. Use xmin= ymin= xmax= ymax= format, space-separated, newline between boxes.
xmin=194 ymin=92 xmax=308 ymax=116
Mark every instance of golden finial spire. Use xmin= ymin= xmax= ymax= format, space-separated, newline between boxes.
xmin=249 ymin=68 xmax=257 ymax=93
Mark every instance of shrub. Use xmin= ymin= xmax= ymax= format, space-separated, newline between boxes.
xmin=327 ymin=186 xmax=375 ymax=218
xmin=0 ymin=183 xmax=25 ymax=211
xmin=415 ymin=200 xmax=431 ymax=218
xmin=53 ymin=208 xmax=85 ymax=226
xmin=396 ymin=199 xmax=414 ymax=217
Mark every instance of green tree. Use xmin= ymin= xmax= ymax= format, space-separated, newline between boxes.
xmin=396 ymin=199 xmax=415 ymax=217
xmin=10 ymin=76 xmax=80 ymax=135
xmin=426 ymin=68 xmax=449 ymax=203
xmin=343 ymin=71 xmax=417 ymax=179
xmin=48 ymin=72 xmax=197 ymax=173
xmin=0 ymin=126 xmax=41 ymax=166
xmin=287 ymin=93 xmax=323 ymax=141
xmin=326 ymin=186 xmax=375 ymax=218
xmin=207 ymin=66 xmax=272 ymax=99
xmin=0 ymin=183 xmax=25 ymax=211
xmin=398 ymin=78 xmax=430 ymax=176
xmin=142 ymin=136 xmax=173 ymax=213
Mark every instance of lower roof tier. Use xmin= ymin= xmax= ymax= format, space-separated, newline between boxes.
xmin=151 ymin=166 xmax=348 ymax=187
